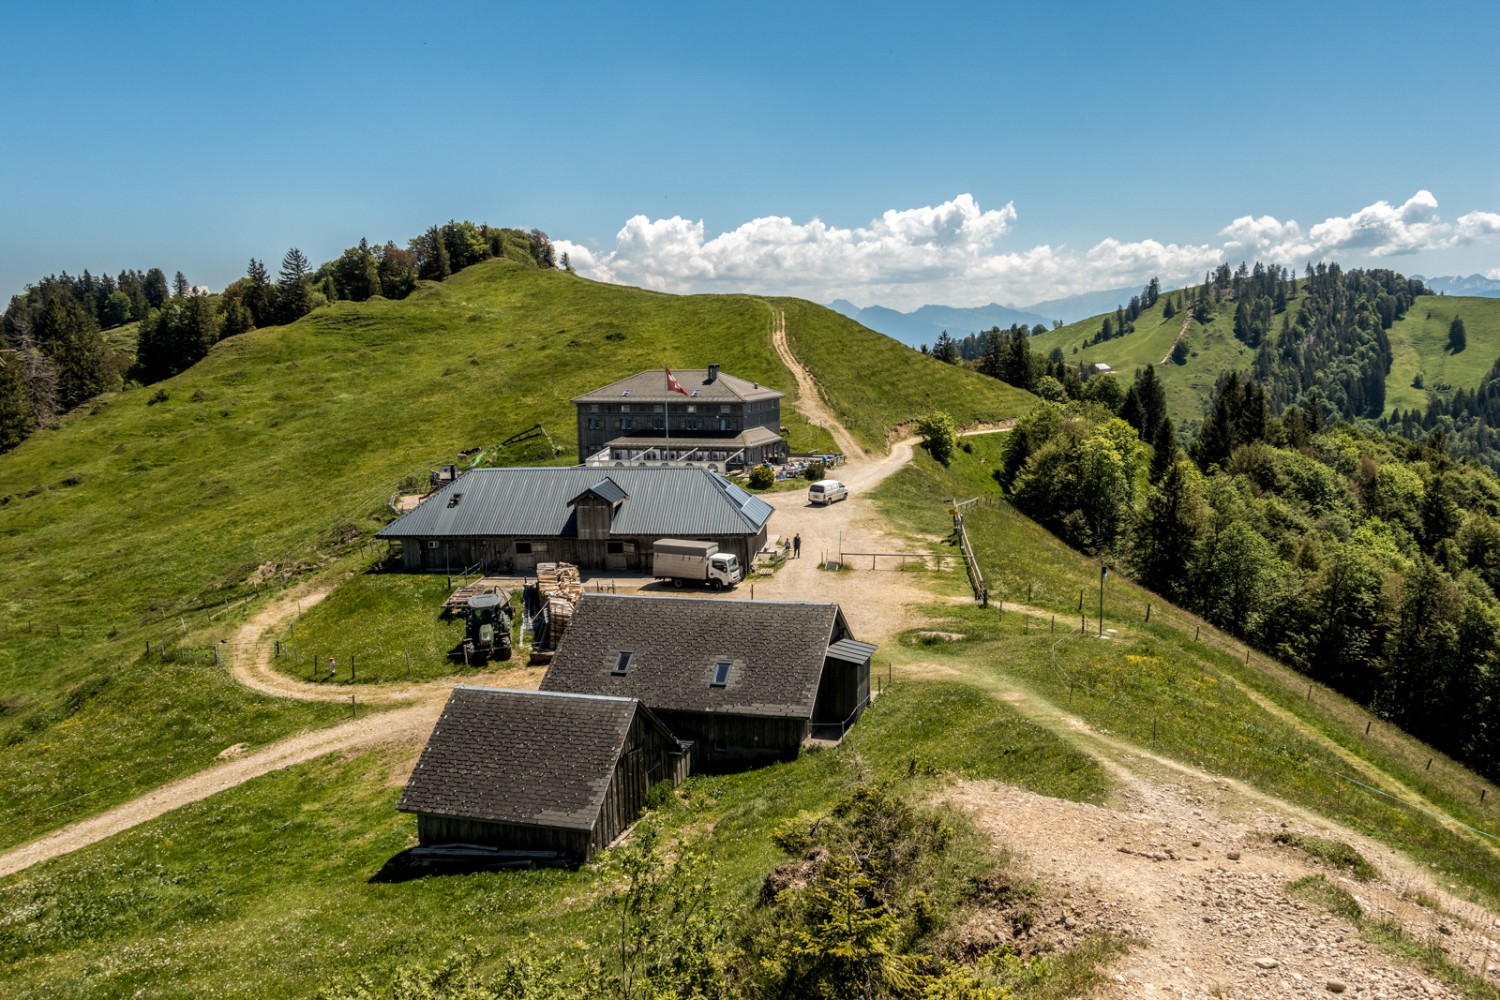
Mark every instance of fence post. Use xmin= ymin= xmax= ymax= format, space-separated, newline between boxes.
xmin=1145 ymin=603 xmax=1151 ymax=623
xmin=351 ymin=654 xmax=356 ymax=683
xmin=405 ymin=650 xmax=411 ymax=678
xmin=1195 ymin=625 xmax=1200 ymax=641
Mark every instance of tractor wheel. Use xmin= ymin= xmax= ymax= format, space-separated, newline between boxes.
xmin=672 ymin=578 xmax=683 ymax=589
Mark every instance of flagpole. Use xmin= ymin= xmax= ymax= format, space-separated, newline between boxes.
xmin=664 ymin=365 xmax=671 ymax=463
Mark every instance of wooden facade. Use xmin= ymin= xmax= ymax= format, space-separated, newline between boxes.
xmin=397 ymin=527 xmax=765 ymax=575
xmin=812 ymin=656 xmax=871 ymax=727
xmin=652 ymin=709 xmax=809 ymax=769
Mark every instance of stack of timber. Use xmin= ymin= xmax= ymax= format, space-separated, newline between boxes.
xmin=536 ymin=562 xmax=583 ymax=645
xmin=443 ymin=583 xmax=507 ymax=616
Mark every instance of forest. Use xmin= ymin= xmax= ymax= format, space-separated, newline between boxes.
xmin=965 ymin=263 xmax=1500 ymax=781
xmin=0 ymin=224 xmax=559 ymax=452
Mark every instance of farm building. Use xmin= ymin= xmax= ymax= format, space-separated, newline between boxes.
xmin=540 ymin=594 xmax=876 ymax=767
xmin=572 ymin=365 xmax=788 ymax=470
xmin=375 ymin=465 xmax=773 ymax=573
xmin=398 ymin=686 xmax=686 ymax=863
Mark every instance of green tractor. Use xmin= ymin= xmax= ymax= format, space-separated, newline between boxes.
xmin=461 ymin=593 xmax=513 ymax=663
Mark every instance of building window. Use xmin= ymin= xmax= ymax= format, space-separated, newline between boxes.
xmin=711 ymin=660 xmax=732 ymax=687
xmin=653 ymin=404 xmax=664 ymax=413
xmin=515 ymin=542 xmax=532 ymax=554
xmin=652 ymin=418 xmax=664 ymax=430
xmin=586 ymin=417 xmax=600 ymax=430
xmin=685 ymin=405 xmax=697 ymax=413
xmin=614 ymin=651 xmax=634 ymax=676
xmin=607 ymin=541 xmax=625 ymax=554
xmin=619 ymin=418 xmax=633 ymax=431
xmin=589 ymin=404 xmax=599 ymax=412
xmin=620 ymin=404 xmax=632 ymax=413
xmin=720 ymin=405 xmax=731 ymax=413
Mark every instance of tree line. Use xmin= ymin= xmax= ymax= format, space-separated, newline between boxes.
xmin=0 ymin=224 xmax=560 ymax=452
xmin=995 ymin=354 xmax=1500 ymax=782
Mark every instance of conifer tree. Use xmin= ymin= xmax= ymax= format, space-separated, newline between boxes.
xmin=1450 ymin=315 xmax=1467 ymax=352
xmin=1149 ymin=416 xmax=1176 ymax=483
xmin=34 ymin=295 xmax=114 ymax=409
xmin=278 ymin=248 xmax=312 ymax=322
xmin=0 ymin=349 xmax=35 ymax=452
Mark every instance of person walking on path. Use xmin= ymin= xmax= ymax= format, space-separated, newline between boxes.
xmin=793 ymin=533 xmax=802 ymax=558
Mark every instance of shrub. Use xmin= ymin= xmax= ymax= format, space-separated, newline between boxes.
xmin=748 ymin=466 xmax=775 ymax=490
xmin=804 ymin=462 xmax=826 ymax=481
xmin=916 ymin=411 xmax=958 ymax=466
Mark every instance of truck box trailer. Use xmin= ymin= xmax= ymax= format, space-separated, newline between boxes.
xmin=653 ymin=539 xmax=742 ymax=590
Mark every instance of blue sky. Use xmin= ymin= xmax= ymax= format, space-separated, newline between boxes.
xmin=3 ymin=1 xmax=1498 ymax=310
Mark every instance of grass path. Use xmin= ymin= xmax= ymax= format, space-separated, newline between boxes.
xmin=770 ymin=306 xmax=868 ymax=460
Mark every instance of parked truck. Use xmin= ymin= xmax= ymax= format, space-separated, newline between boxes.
xmin=653 ymin=538 xmax=742 ymax=590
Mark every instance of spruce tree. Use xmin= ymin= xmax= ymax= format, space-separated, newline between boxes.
xmin=1149 ymin=416 xmax=1176 ymax=483
xmin=1450 ymin=315 xmax=1467 ymax=352
xmin=0 ymin=350 xmax=35 ymax=451
xmin=34 ymin=295 xmax=114 ymax=409
xmin=278 ymin=248 xmax=312 ymax=322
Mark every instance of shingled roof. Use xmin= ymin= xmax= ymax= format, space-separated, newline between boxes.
xmin=376 ymin=466 xmax=773 ymax=540
xmin=571 ymin=369 xmax=784 ymax=405
xmin=540 ymin=595 xmax=851 ymax=719
xmin=398 ymin=687 xmax=673 ymax=830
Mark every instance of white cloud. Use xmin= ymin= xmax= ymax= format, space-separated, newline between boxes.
xmin=555 ymin=190 xmax=1500 ymax=310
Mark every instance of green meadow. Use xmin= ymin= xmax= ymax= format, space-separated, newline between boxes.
xmin=1384 ymin=295 xmax=1500 ymax=416
xmin=0 ymin=260 xmax=1032 ymax=846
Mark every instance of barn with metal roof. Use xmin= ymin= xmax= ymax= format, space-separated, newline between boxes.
xmin=376 ymin=465 xmax=773 ymax=573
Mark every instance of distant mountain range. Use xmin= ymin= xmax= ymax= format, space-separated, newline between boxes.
xmin=829 ymin=286 xmax=1151 ymax=348
xmin=1413 ymin=274 xmax=1500 ymax=298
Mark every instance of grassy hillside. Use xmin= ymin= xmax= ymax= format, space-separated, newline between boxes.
xmin=1028 ymin=293 xmax=1265 ymax=425
xmin=1384 ymin=295 xmax=1500 ymax=416
xmin=775 ymin=297 xmax=1035 ymax=445
xmin=0 ymin=260 xmax=1032 ymax=847
xmin=11 ymin=426 xmax=1500 ymax=995
xmin=875 ymin=437 xmax=1500 ymax=906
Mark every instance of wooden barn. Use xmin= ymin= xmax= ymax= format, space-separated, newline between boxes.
xmin=398 ymin=686 xmax=686 ymax=863
xmin=540 ymin=595 xmax=876 ymax=767
xmin=375 ymin=465 xmax=772 ymax=573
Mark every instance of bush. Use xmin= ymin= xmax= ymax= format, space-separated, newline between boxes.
xmin=916 ymin=411 xmax=958 ymax=466
xmin=748 ymin=465 xmax=775 ymax=490
xmin=804 ymin=462 xmax=826 ymax=481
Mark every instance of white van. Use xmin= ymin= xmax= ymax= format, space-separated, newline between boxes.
xmin=808 ymin=479 xmax=848 ymax=506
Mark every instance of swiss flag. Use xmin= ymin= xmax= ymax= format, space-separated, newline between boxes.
xmin=665 ymin=367 xmax=690 ymax=396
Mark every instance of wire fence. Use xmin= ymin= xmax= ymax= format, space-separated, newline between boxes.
xmin=958 ymin=503 xmax=1500 ymax=905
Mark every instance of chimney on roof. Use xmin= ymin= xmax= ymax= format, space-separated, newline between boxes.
xmin=707 ymin=364 xmax=720 ymax=383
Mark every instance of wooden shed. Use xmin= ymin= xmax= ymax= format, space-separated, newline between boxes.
xmin=398 ymin=686 xmax=686 ymax=863
xmin=540 ymin=595 xmax=876 ymax=767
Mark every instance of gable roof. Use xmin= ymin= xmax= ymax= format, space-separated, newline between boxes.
xmin=570 ymin=477 xmax=628 ymax=507
xmin=571 ymin=369 xmax=784 ymax=405
xmin=398 ymin=687 xmax=674 ymax=831
xmin=377 ymin=466 xmax=773 ymax=540
xmin=540 ymin=594 xmax=851 ymax=719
